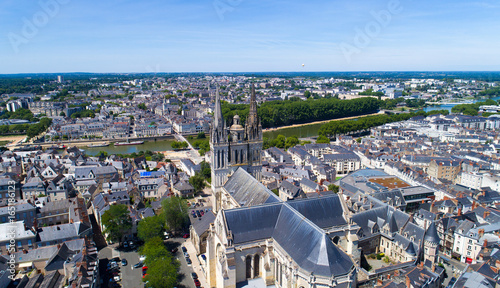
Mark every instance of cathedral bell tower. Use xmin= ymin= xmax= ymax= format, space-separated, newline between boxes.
xmin=210 ymin=84 xmax=263 ymax=212
xmin=210 ymin=87 xmax=229 ymax=192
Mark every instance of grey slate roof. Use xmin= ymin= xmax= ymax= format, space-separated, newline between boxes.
xmin=192 ymin=210 xmax=216 ymax=236
xmin=224 ymin=168 xmax=281 ymax=207
xmin=272 ymin=204 xmax=353 ymax=277
xmin=224 ymin=203 xmax=282 ymax=244
xmin=38 ymin=223 xmax=78 ymax=242
xmin=424 ymin=221 xmax=440 ymax=244
xmin=223 ymin=195 xmax=354 ymax=277
xmin=287 ymin=195 xmax=347 ymax=229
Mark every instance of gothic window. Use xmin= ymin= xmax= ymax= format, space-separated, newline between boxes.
xmin=221 ymin=151 xmax=224 ymax=168
xmin=246 ymin=255 xmax=252 ymax=279
xmin=235 ymin=150 xmax=239 ymax=164
xmin=240 ymin=149 xmax=243 ymax=163
xmin=254 ymin=254 xmax=260 ymax=277
xmin=217 ymin=150 xmax=221 ymax=168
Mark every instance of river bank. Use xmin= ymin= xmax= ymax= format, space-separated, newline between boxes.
xmin=263 ymin=112 xmax=381 ymax=139
xmin=263 ymin=112 xmax=381 ymax=132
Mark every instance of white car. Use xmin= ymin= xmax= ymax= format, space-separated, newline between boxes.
xmin=113 ymin=275 xmax=121 ymax=282
xmin=139 ymin=255 xmax=146 ymax=262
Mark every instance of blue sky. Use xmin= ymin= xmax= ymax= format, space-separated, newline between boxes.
xmin=1 ymin=0 xmax=499 ymax=73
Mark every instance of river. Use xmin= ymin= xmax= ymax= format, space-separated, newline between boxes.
xmin=83 ymin=139 xmax=177 ymax=156
xmin=423 ymin=96 xmax=500 ymax=113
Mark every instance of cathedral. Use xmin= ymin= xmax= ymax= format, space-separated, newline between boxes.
xmin=210 ymin=84 xmax=263 ymax=212
xmin=206 ymin=86 xmax=358 ymax=288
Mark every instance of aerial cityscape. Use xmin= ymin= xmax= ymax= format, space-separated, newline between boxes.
xmin=1 ymin=1 xmax=500 ymax=288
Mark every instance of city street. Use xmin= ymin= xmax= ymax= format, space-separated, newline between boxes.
xmin=439 ymin=255 xmax=467 ymax=287
xmin=165 ymin=237 xmax=208 ymax=288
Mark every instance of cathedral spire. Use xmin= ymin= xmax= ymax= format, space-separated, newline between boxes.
xmin=214 ymin=86 xmax=224 ymax=129
xmin=245 ymin=83 xmax=261 ymax=141
xmin=249 ymin=83 xmax=257 ymax=117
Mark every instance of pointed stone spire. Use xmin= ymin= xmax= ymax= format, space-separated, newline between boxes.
xmin=250 ymin=83 xmax=257 ymax=114
xmin=245 ymin=83 xmax=261 ymax=141
xmin=214 ymin=86 xmax=224 ymax=129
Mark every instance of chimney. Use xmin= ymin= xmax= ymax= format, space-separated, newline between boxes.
xmin=394 ymin=270 xmax=400 ymax=277
xmin=484 ymin=240 xmax=488 ymax=247
xmin=406 ymin=276 xmax=411 ymax=288
xmin=57 ymin=244 xmax=61 ymax=249
xmin=484 ymin=211 xmax=490 ymax=219
xmin=457 ymin=208 xmax=462 ymax=216
xmin=377 ymin=279 xmax=383 ymax=286
xmin=479 ymin=229 xmax=485 ymax=238
xmin=432 ymin=265 xmax=436 ymax=273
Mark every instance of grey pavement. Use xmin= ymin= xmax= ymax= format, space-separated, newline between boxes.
xmin=98 ymin=245 xmax=143 ymax=288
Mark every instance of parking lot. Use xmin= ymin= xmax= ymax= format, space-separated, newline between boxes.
xmin=98 ymin=244 xmax=144 ymax=288
xmin=98 ymin=237 xmax=207 ymax=288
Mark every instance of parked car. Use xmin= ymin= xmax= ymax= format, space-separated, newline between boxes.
xmin=139 ymin=255 xmax=146 ymax=262
xmin=134 ymin=262 xmax=143 ymax=268
xmin=181 ymin=246 xmax=187 ymax=253
xmin=183 ymin=233 xmax=190 ymax=238
xmin=171 ymin=248 xmax=178 ymax=254
xmin=185 ymin=257 xmax=192 ymax=265
xmin=184 ymin=252 xmax=189 ymax=258
xmin=191 ymin=272 xmax=198 ymax=279
xmin=201 ymin=254 xmax=206 ymax=261
xmin=194 ymin=279 xmax=201 ymax=287
xmin=121 ymin=259 xmax=127 ymax=266
xmin=446 ymin=277 xmax=457 ymax=288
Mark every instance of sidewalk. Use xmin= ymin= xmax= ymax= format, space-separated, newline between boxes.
xmin=184 ymin=239 xmax=208 ymax=288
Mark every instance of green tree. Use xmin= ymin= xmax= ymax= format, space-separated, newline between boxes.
xmin=196 ymin=132 xmax=206 ymax=139
xmin=151 ymin=153 xmax=165 ymax=162
xmin=143 ymin=256 xmax=179 ymax=288
xmin=285 ymin=136 xmax=299 ymax=149
xmin=273 ymin=134 xmax=286 ymax=148
xmin=316 ymin=135 xmax=330 ymax=144
xmin=161 ymin=197 xmax=189 ymax=232
xmin=171 ymin=141 xmax=188 ymax=149
xmin=189 ymin=173 xmax=206 ymax=192
xmin=328 ymin=184 xmax=340 ymax=193
xmin=200 ymin=161 xmax=211 ymax=180
xmin=59 ymin=111 xmax=66 ymax=117
xmin=138 ymin=103 xmax=147 ymax=110
xmin=140 ymin=237 xmax=179 ymax=288
xmin=101 ymin=204 xmax=132 ymax=243
xmin=137 ymin=215 xmax=165 ymax=242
